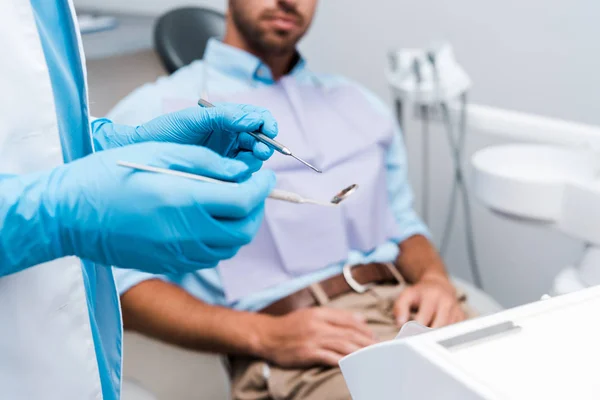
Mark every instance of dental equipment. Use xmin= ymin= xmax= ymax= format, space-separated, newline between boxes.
xmin=340 ymin=286 xmax=600 ymax=400
xmin=330 ymin=184 xmax=358 ymax=204
xmin=471 ymin=143 xmax=600 ymax=297
xmin=197 ymin=99 xmax=322 ymax=173
xmin=387 ymin=43 xmax=484 ymax=289
xmin=117 ymin=161 xmax=356 ymax=206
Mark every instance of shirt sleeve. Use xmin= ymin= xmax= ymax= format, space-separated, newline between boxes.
xmin=112 ymin=267 xmax=170 ymax=295
xmin=112 ymin=266 xmax=228 ymax=307
xmin=385 ymin=125 xmax=432 ymax=243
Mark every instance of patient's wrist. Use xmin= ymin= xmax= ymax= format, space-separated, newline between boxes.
xmin=419 ymin=271 xmax=453 ymax=289
xmin=244 ymin=313 xmax=278 ymax=359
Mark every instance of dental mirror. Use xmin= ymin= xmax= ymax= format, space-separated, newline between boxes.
xmin=330 ymin=184 xmax=359 ymax=204
xmin=269 ymin=184 xmax=359 ymax=206
xmin=117 ymin=161 xmax=358 ymax=207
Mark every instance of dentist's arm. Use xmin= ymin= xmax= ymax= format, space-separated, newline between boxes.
xmin=0 ymin=172 xmax=66 ymax=274
xmin=0 ymin=142 xmax=275 ymax=276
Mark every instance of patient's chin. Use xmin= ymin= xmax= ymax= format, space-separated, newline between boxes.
xmin=259 ymin=33 xmax=300 ymax=55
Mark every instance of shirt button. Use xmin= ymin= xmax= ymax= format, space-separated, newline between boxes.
xmin=256 ymin=67 xmax=271 ymax=81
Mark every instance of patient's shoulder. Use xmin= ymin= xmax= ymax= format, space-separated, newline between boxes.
xmin=314 ymin=73 xmax=391 ymax=117
xmin=131 ymin=60 xmax=207 ymax=100
xmin=107 ymin=60 xmax=207 ymax=124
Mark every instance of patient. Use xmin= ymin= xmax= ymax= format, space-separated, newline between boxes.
xmin=109 ymin=0 xmax=477 ymax=398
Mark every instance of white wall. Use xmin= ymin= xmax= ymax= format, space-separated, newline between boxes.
xmin=80 ymin=0 xmax=600 ymax=308
xmin=300 ymin=0 xmax=600 ymax=125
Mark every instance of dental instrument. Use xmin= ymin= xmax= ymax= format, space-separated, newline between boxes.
xmin=197 ymin=99 xmax=322 ymax=173
xmin=331 ymin=184 xmax=358 ymax=204
xmin=117 ymin=161 xmax=356 ymax=206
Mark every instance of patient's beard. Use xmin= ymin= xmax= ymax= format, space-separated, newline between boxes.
xmin=230 ymin=8 xmax=300 ymax=58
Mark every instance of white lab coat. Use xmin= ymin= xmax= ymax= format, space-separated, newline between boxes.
xmin=0 ymin=1 xmax=121 ymax=399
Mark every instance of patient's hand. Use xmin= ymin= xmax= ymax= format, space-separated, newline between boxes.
xmin=256 ymin=308 xmax=377 ymax=368
xmin=393 ymin=274 xmax=466 ymax=328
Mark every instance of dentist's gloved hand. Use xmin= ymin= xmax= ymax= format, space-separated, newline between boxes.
xmin=0 ymin=142 xmax=275 ymax=276
xmin=93 ymin=103 xmax=278 ymax=172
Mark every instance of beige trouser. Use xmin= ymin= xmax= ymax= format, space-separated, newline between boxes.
xmin=229 ymin=283 xmax=477 ymax=400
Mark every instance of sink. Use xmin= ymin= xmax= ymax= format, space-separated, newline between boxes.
xmin=558 ymin=179 xmax=600 ymax=244
xmin=471 ymin=144 xmax=598 ymax=222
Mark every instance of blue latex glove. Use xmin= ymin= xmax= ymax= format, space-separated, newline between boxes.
xmin=92 ymin=103 xmax=278 ymax=172
xmin=0 ymin=142 xmax=275 ymax=276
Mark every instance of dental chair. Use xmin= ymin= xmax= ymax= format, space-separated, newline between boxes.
xmin=154 ymin=7 xmax=225 ymax=74
xmin=118 ymin=7 xmax=503 ymax=399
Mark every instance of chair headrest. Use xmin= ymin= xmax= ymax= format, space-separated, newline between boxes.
xmin=154 ymin=7 xmax=225 ymax=74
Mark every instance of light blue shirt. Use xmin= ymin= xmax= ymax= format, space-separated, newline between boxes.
xmin=110 ymin=38 xmax=429 ymax=312
xmin=31 ymin=2 xmax=119 ymax=399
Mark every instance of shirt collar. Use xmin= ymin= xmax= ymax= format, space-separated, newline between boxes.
xmin=203 ymin=37 xmax=307 ymax=84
